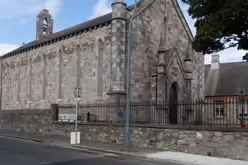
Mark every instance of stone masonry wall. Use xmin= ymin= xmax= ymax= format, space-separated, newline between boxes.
xmin=1 ymin=24 xmax=112 ymax=110
xmin=1 ymin=108 xmax=248 ymax=161
xmin=192 ymin=52 xmax=205 ymax=100
xmin=129 ymin=0 xmax=204 ymax=101
xmin=0 ymin=109 xmax=54 ymax=133
xmin=1 ymin=0 xmax=205 ymax=110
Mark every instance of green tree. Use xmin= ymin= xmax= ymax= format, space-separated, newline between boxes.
xmin=182 ymin=0 xmax=248 ymax=56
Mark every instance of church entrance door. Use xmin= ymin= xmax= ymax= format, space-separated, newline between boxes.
xmin=169 ymin=82 xmax=178 ymax=124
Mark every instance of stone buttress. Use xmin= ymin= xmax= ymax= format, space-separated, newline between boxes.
xmin=107 ymin=0 xmax=127 ymax=102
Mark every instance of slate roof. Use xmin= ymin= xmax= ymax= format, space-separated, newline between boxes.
xmin=205 ymin=62 xmax=248 ymax=96
xmin=2 ymin=13 xmax=112 ymax=59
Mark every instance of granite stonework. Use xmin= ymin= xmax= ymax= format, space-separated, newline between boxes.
xmin=1 ymin=108 xmax=248 ymax=161
xmin=1 ymin=24 xmax=112 ymax=110
xmin=0 ymin=0 xmax=205 ymax=110
xmin=36 ymin=9 xmax=54 ymax=40
xmin=0 ymin=109 xmax=54 ymax=133
xmin=129 ymin=0 xmax=204 ymax=101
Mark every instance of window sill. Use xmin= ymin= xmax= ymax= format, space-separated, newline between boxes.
xmin=214 ymin=116 xmax=224 ymax=119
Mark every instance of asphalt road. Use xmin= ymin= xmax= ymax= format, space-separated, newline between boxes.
xmin=0 ymin=137 xmax=180 ymax=165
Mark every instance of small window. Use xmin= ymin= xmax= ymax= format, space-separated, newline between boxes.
xmin=97 ymin=39 xmax=104 ymax=96
xmin=214 ymin=100 xmax=224 ymax=118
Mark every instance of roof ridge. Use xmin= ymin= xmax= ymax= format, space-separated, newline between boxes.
xmin=2 ymin=12 xmax=113 ymax=59
xmin=204 ymin=61 xmax=247 ymax=66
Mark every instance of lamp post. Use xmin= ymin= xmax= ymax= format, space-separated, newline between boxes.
xmin=239 ymin=90 xmax=245 ymax=127
xmin=125 ymin=0 xmax=138 ymax=152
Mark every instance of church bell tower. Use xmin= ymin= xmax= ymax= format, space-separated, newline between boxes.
xmin=36 ymin=9 xmax=54 ymax=40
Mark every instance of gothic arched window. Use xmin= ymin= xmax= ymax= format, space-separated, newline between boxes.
xmin=76 ymin=45 xmax=82 ymax=88
xmin=57 ymin=50 xmax=62 ymax=99
xmin=97 ymin=39 xmax=104 ymax=96
xmin=42 ymin=55 xmax=47 ymax=100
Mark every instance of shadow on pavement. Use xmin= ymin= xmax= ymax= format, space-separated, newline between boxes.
xmin=47 ymin=157 xmax=138 ymax=165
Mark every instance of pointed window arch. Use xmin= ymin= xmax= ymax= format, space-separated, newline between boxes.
xmin=76 ymin=45 xmax=82 ymax=88
xmin=57 ymin=50 xmax=62 ymax=99
xmin=16 ymin=61 xmax=20 ymax=102
xmin=28 ymin=58 xmax=32 ymax=100
xmin=97 ymin=39 xmax=104 ymax=96
xmin=42 ymin=54 xmax=47 ymax=100
xmin=163 ymin=16 xmax=169 ymax=47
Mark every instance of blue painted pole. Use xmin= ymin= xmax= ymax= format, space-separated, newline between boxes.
xmin=125 ymin=0 xmax=138 ymax=152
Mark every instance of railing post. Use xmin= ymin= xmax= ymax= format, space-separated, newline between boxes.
xmin=51 ymin=103 xmax=58 ymax=121
xmin=239 ymin=90 xmax=245 ymax=127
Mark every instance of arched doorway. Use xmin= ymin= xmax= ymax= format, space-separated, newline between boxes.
xmin=169 ymin=82 xmax=178 ymax=124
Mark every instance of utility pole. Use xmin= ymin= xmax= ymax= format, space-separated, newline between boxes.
xmin=125 ymin=0 xmax=138 ymax=152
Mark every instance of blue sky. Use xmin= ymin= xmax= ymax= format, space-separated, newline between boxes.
xmin=0 ymin=0 xmax=245 ymax=63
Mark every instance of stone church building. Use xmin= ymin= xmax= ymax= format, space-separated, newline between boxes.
xmin=0 ymin=0 xmax=204 ymax=110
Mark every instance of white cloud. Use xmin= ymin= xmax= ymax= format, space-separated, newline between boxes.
xmin=0 ymin=44 xmax=19 ymax=56
xmin=89 ymin=0 xmax=111 ymax=19
xmin=179 ymin=1 xmax=247 ymax=64
xmin=0 ymin=0 xmax=63 ymax=20
xmin=44 ymin=0 xmax=63 ymax=17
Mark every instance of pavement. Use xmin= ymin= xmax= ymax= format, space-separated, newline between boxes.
xmin=0 ymin=136 xmax=179 ymax=165
xmin=147 ymin=152 xmax=248 ymax=165
xmin=0 ymin=131 xmax=181 ymax=165
xmin=1 ymin=131 xmax=248 ymax=165
xmin=0 ymin=130 xmax=163 ymax=155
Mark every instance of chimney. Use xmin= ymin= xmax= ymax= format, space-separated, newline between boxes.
xmin=211 ymin=53 xmax=220 ymax=69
